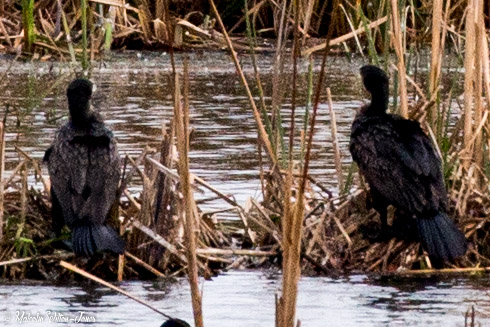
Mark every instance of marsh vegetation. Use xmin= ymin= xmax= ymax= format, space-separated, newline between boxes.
xmin=0 ymin=0 xmax=489 ymax=326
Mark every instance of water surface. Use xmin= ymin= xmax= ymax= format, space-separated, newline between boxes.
xmin=0 ymin=52 xmax=368 ymax=211
xmin=1 ymin=271 xmax=488 ymax=326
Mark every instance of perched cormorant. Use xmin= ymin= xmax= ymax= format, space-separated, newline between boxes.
xmin=44 ymin=78 xmax=125 ymax=256
xmin=349 ymin=65 xmax=467 ymax=261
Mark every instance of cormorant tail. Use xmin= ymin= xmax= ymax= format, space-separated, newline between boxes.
xmin=72 ymin=224 xmax=125 ymax=256
xmin=416 ymin=213 xmax=467 ymax=261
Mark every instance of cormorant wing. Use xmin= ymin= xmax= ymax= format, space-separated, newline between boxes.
xmin=350 ymin=115 xmax=447 ymax=215
xmin=46 ymin=123 xmax=120 ymax=227
xmin=76 ymin=127 xmax=121 ymax=225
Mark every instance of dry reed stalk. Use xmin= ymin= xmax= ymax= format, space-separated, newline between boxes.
xmin=0 ymin=122 xmax=4 ymax=239
xmin=0 ymin=19 xmax=11 ymax=48
xmin=130 ymin=219 xmax=188 ymax=264
xmin=125 ymin=251 xmax=165 ymax=278
xmin=228 ymin=0 xmax=267 ymax=34
xmin=137 ymin=4 xmax=151 ymax=44
xmin=482 ymin=36 xmax=490 ymax=165
xmin=175 ymin=61 xmax=203 ymax=327
xmin=339 ymin=4 xmax=365 ymax=55
xmin=117 ymin=253 xmax=124 ymax=281
xmin=428 ymin=0 xmax=443 ymax=126
xmin=196 ymin=248 xmax=276 ymax=256
xmin=20 ymin=163 xmax=27 ymax=224
xmin=463 ymin=0 xmax=476 ymax=169
xmin=3 ymin=161 xmax=26 ymax=188
xmin=269 ymin=0 xmax=310 ymax=37
xmin=244 ymin=1 xmax=268 ymax=120
xmin=81 ymin=0 xmax=89 ymax=69
xmin=278 ymin=1 xmax=301 ymax=323
xmin=482 ymin=34 xmax=490 ymax=108
xmin=118 ymin=220 xmax=125 ymax=281
xmin=326 ymin=87 xmax=343 ymax=191
xmin=15 ymin=146 xmax=50 ymax=193
xmin=237 ymin=207 xmax=256 ymax=244
xmin=279 ymin=188 xmax=304 ymax=327
xmin=270 ymin=0 xmax=288 ymax=137
xmin=60 ymin=261 xmax=176 ymax=319
xmin=394 ymin=266 xmax=490 ymax=275
xmin=148 ymin=156 xmax=240 ymax=208
xmin=208 ymin=0 xmax=276 ymax=166
xmin=302 ymin=16 xmax=387 ymax=56
xmin=390 ymin=0 xmax=408 ymax=118
xmin=0 ymin=253 xmax=73 ymax=267
xmin=280 ymin=2 xmax=338 ymax=325
xmin=472 ymin=0 xmax=484 ymax=171
xmin=301 ymin=0 xmax=315 ymax=46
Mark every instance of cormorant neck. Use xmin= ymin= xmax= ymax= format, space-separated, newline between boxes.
xmin=364 ymin=88 xmax=388 ymax=115
xmin=69 ymin=100 xmax=92 ymax=127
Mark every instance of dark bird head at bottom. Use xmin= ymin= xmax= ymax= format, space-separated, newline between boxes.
xmin=67 ymin=78 xmax=94 ymax=127
xmin=160 ymin=318 xmax=191 ymax=327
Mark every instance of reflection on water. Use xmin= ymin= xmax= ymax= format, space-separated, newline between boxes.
xmin=0 ymin=271 xmax=488 ymax=326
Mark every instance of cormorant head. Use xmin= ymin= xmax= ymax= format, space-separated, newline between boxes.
xmin=360 ymin=65 xmax=389 ymax=95
xmin=360 ymin=65 xmax=389 ymax=112
xmin=160 ymin=318 xmax=191 ymax=327
xmin=67 ymin=78 xmax=94 ymax=126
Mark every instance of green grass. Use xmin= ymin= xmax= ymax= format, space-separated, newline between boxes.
xmin=21 ymin=0 xmax=35 ymax=53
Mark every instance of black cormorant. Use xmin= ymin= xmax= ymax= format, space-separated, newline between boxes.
xmin=349 ymin=65 xmax=467 ymax=261
xmin=44 ymin=78 xmax=125 ymax=256
xmin=160 ymin=318 xmax=191 ymax=327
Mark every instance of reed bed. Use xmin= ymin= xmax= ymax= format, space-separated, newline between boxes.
xmin=0 ymin=140 xmax=280 ymax=280
xmin=0 ymin=1 xmax=488 ymax=58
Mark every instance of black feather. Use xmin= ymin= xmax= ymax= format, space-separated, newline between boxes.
xmin=46 ymin=78 xmax=124 ymax=257
xmin=350 ymin=65 xmax=467 ymax=261
xmin=43 ymin=146 xmax=53 ymax=162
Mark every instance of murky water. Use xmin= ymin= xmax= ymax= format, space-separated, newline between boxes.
xmin=1 ymin=271 xmax=489 ymax=326
xmin=0 ymin=53 xmax=485 ymax=326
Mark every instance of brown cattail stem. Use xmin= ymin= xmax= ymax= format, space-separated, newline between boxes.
xmin=326 ymin=88 xmax=344 ymax=191
xmin=0 ymin=122 xmax=4 ymax=239
xmin=175 ymin=61 xmax=204 ymax=327
xmin=428 ymin=0 xmax=443 ymax=127
xmin=390 ymin=0 xmax=408 ymax=118
xmin=463 ymin=0 xmax=476 ymax=169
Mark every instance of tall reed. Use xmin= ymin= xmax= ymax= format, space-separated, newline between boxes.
xmin=278 ymin=2 xmax=301 ymax=324
xmin=0 ymin=121 xmax=4 ymax=239
xmin=81 ymin=0 xmax=89 ymax=70
xmin=472 ymin=0 xmax=485 ymax=172
xmin=463 ymin=0 xmax=476 ymax=169
xmin=428 ymin=0 xmax=443 ymax=128
xmin=390 ymin=0 xmax=408 ymax=118
xmin=175 ymin=62 xmax=203 ymax=327
xmin=326 ymin=88 xmax=343 ymax=191
xmin=278 ymin=1 xmax=339 ymax=326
